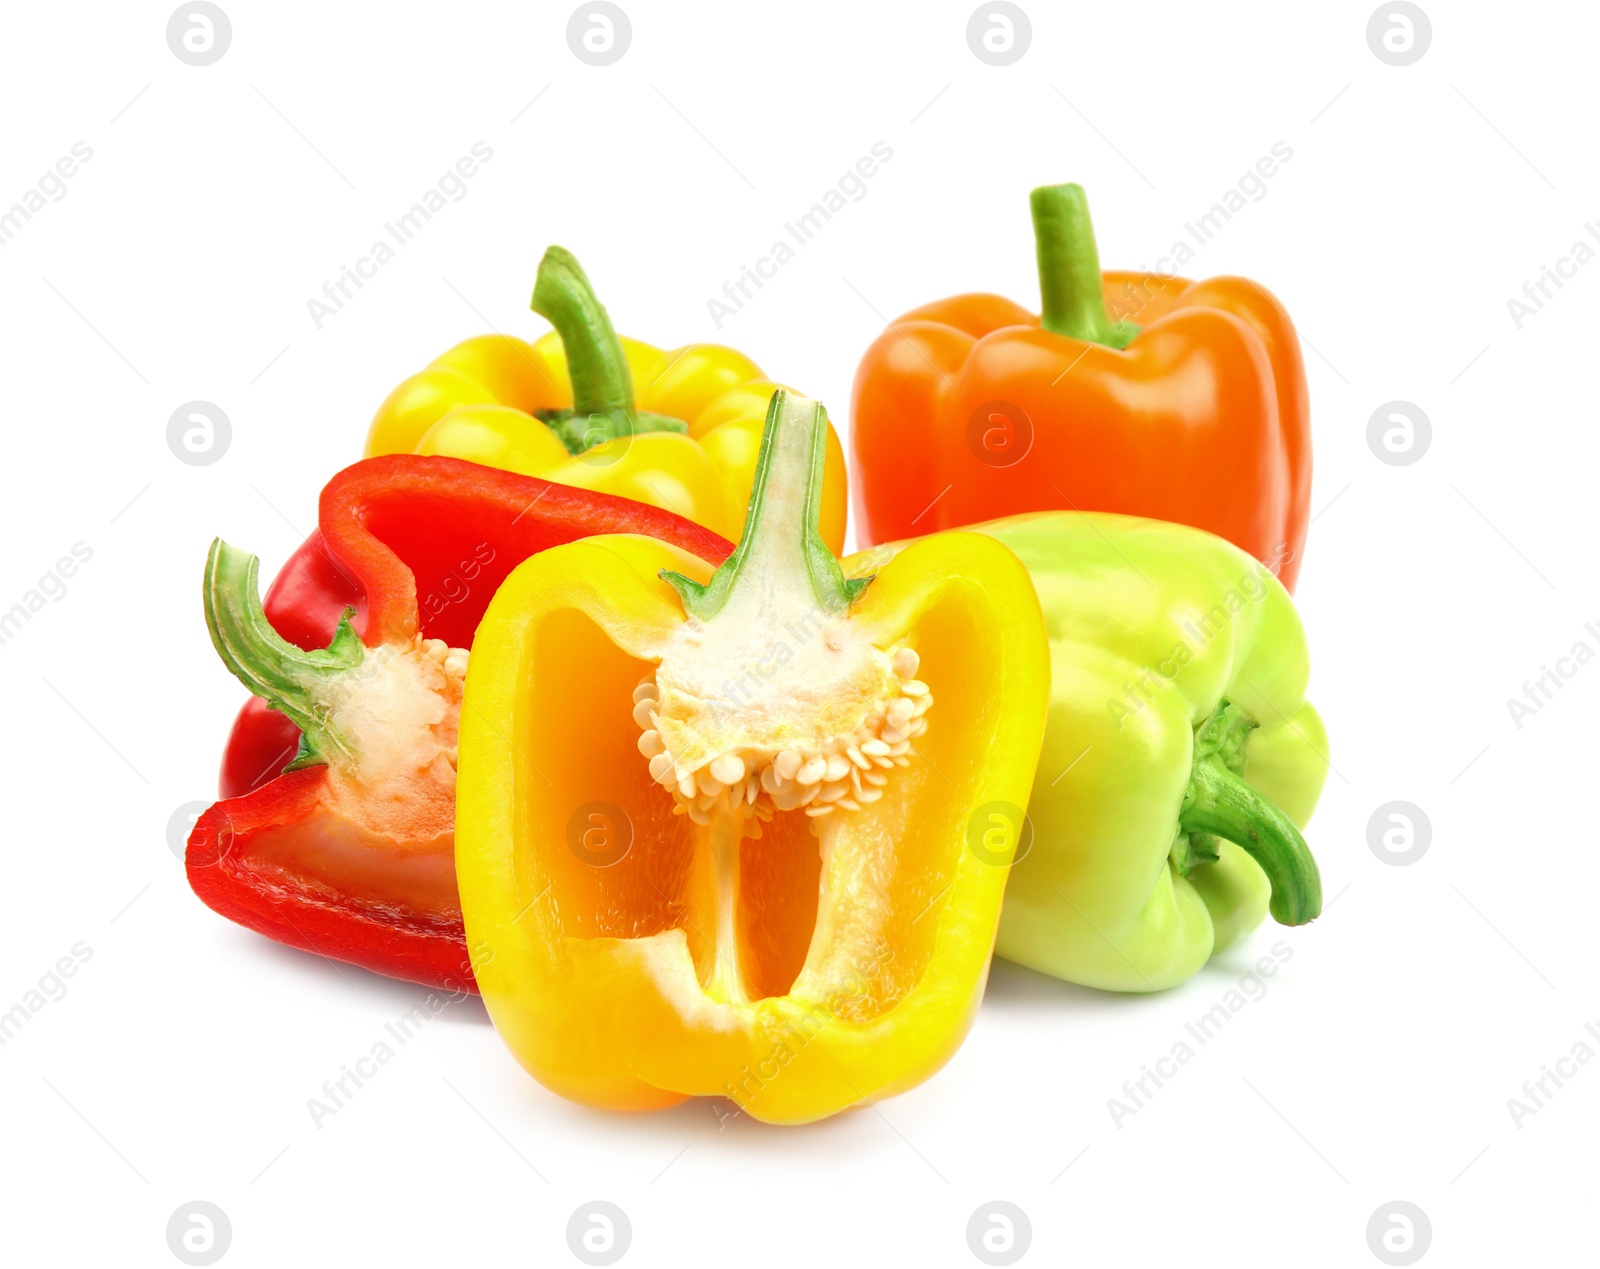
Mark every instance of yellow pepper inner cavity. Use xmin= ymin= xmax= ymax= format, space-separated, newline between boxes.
xmin=455 ymin=391 xmax=1050 ymax=1122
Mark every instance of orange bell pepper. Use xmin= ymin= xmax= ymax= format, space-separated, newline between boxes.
xmin=850 ymin=183 xmax=1311 ymax=590
xmin=455 ymin=390 xmax=1050 ymax=1124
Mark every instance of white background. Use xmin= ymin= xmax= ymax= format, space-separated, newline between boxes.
xmin=1 ymin=1 xmax=1593 ymax=1264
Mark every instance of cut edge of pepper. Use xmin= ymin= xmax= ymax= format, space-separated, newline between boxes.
xmin=203 ymin=538 xmax=469 ymax=792
xmin=204 ymin=538 xmax=365 ymax=769
xmin=634 ymin=390 xmax=938 ymax=1005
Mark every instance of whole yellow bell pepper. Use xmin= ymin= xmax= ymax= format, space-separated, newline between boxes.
xmin=365 ymin=247 xmax=848 ymax=552
xmin=455 ymin=390 xmax=1049 ymax=1123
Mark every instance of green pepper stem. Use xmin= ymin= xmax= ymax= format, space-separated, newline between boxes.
xmin=661 ymin=390 xmax=866 ymax=621
xmin=203 ymin=538 xmax=365 ymax=770
xmin=1180 ymin=757 xmax=1322 ymax=926
xmin=1030 ymin=183 xmax=1140 ymax=348
xmin=529 ymin=246 xmax=689 ymax=454
xmin=531 ymin=246 xmax=635 ymax=416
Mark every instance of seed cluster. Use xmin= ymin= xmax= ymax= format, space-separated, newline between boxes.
xmin=634 ymin=646 xmax=932 ymax=832
xmin=419 ymin=636 xmax=470 ymax=681
xmin=417 ymin=636 xmax=470 ymax=770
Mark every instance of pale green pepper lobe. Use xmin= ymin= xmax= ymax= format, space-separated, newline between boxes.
xmin=970 ymin=510 xmax=1327 ymax=993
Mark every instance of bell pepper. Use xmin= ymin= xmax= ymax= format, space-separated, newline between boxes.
xmin=850 ymin=182 xmax=1311 ymax=590
xmin=187 ymin=454 xmax=732 ymax=991
xmin=456 ymin=390 xmax=1050 ymax=1123
xmin=364 ymin=246 xmax=848 ymax=553
xmin=848 ymin=511 xmax=1326 ymax=992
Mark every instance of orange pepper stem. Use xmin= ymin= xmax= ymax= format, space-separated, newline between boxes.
xmin=529 ymin=245 xmax=686 ymax=453
xmin=1030 ymin=183 xmax=1141 ymax=349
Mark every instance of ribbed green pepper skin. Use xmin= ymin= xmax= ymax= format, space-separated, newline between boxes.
xmin=969 ymin=512 xmax=1327 ymax=992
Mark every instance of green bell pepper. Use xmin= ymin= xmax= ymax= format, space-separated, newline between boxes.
xmin=848 ymin=510 xmax=1327 ymax=992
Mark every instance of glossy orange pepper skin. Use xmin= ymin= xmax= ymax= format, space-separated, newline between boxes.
xmin=851 ymin=264 xmax=1311 ymax=592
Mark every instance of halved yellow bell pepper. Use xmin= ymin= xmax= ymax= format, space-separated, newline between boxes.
xmin=364 ymin=248 xmax=848 ymax=552
xmin=455 ymin=390 xmax=1049 ymax=1123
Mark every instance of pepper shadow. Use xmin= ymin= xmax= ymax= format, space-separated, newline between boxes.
xmin=234 ymin=932 xmax=491 ymax=1024
xmin=981 ymin=956 xmax=1165 ymax=1015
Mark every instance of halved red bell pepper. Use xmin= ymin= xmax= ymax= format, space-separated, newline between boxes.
xmin=187 ymin=454 xmax=732 ymax=991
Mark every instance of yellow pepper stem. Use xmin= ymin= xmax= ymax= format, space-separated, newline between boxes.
xmin=530 ymin=246 xmax=687 ymax=454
